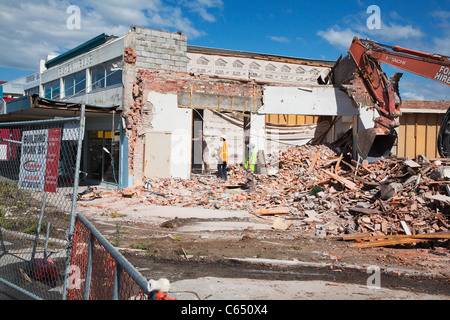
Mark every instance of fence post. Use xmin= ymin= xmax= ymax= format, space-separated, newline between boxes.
xmin=112 ymin=264 xmax=122 ymax=300
xmin=30 ymin=192 xmax=48 ymax=265
xmin=83 ymin=233 xmax=93 ymax=300
xmin=62 ymin=104 xmax=85 ymax=300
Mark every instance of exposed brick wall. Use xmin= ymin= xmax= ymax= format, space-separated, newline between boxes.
xmin=340 ymin=75 xmax=376 ymax=108
xmin=124 ymin=47 xmax=137 ymax=64
xmin=401 ymin=100 xmax=450 ymax=111
xmin=136 ymin=69 xmax=263 ymax=98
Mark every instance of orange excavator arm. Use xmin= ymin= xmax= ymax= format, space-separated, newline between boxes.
xmin=346 ymin=37 xmax=450 ymax=158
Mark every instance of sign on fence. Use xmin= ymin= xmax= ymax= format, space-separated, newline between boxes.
xmin=18 ymin=128 xmax=61 ymax=192
xmin=18 ymin=129 xmax=49 ymax=191
xmin=44 ymin=128 xmax=61 ymax=193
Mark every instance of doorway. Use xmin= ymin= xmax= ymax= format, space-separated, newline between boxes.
xmin=86 ymin=130 xmax=120 ymax=185
xmin=192 ymin=109 xmax=204 ymax=174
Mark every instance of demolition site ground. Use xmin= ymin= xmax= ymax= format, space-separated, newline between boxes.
xmin=76 ymin=144 xmax=450 ymax=299
xmin=79 ymin=189 xmax=450 ymax=300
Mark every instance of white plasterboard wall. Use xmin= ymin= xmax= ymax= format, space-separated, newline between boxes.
xmin=147 ymin=91 xmax=192 ymax=179
xmin=261 ymin=86 xmax=359 ymax=116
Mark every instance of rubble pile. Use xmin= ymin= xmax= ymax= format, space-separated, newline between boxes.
xmin=122 ymin=143 xmax=449 ymax=242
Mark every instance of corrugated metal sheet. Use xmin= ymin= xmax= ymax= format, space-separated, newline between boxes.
xmin=396 ymin=113 xmax=444 ymax=159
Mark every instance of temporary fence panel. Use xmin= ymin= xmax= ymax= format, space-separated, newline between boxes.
xmin=65 ymin=213 xmax=151 ymax=300
xmin=0 ymin=112 xmax=84 ymax=300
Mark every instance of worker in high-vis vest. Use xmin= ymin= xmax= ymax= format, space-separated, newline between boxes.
xmin=244 ymin=143 xmax=257 ymax=173
xmin=217 ymin=135 xmax=229 ymax=180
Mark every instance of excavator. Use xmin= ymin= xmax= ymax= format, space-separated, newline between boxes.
xmin=333 ymin=37 xmax=450 ymax=159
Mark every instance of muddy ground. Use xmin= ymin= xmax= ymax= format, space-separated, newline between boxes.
xmin=77 ymin=188 xmax=450 ymax=299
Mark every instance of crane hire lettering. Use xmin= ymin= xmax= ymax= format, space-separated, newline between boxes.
xmin=434 ymin=66 xmax=450 ymax=84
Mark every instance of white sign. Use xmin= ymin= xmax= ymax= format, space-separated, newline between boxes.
xmin=63 ymin=121 xmax=80 ymax=140
xmin=0 ymin=144 xmax=7 ymax=161
xmin=18 ymin=130 xmax=49 ymax=191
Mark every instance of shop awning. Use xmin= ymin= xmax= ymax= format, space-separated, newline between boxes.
xmin=0 ymin=95 xmax=120 ymax=122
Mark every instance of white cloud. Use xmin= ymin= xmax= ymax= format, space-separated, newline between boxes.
xmin=182 ymin=0 xmax=224 ymax=22
xmin=268 ymin=36 xmax=290 ymax=43
xmin=317 ymin=27 xmax=361 ymax=50
xmin=358 ymin=23 xmax=424 ymax=42
xmin=399 ymin=76 xmax=450 ymax=101
xmin=0 ymin=0 xmax=221 ymax=71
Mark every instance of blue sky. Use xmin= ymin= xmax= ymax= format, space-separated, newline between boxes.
xmin=1 ymin=0 xmax=449 ymax=100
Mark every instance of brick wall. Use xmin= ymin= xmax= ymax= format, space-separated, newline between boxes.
xmin=135 ymin=69 xmax=263 ymax=97
xmin=134 ymin=27 xmax=188 ymax=72
xmin=401 ymin=100 xmax=450 ymax=112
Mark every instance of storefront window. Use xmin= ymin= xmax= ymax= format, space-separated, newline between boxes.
xmin=74 ymin=71 xmax=86 ymax=95
xmin=87 ymin=130 xmax=120 ymax=185
xmin=91 ymin=64 xmax=106 ymax=90
xmin=44 ymin=83 xmax=51 ymax=99
xmin=90 ymin=58 xmax=123 ymax=91
xmin=25 ymin=87 xmax=39 ymax=95
xmin=43 ymin=80 xmax=60 ymax=99
xmin=106 ymin=58 xmax=123 ymax=87
xmin=64 ymin=74 xmax=75 ymax=97
xmin=51 ymin=80 xmax=60 ymax=99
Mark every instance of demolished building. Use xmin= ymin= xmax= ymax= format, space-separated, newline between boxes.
xmin=0 ymin=26 xmax=448 ymax=189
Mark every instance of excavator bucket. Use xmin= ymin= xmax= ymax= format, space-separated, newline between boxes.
xmin=355 ymin=128 xmax=397 ymax=159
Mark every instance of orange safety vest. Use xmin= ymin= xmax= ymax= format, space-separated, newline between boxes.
xmin=219 ymin=141 xmax=229 ymax=162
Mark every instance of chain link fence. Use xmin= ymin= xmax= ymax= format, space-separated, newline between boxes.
xmin=65 ymin=213 xmax=151 ymax=300
xmin=0 ymin=108 xmax=155 ymax=300
xmin=0 ymin=115 xmax=84 ymax=300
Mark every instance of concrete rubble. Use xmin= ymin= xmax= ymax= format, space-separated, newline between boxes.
xmin=104 ymin=143 xmax=449 ymax=249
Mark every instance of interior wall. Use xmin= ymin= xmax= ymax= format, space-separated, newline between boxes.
xmin=146 ymin=91 xmax=192 ymax=179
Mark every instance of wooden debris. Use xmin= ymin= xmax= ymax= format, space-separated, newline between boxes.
xmin=253 ymin=207 xmax=290 ymax=215
xmin=346 ymin=232 xmax=450 ymax=248
xmin=322 ymin=169 xmax=357 ymax=190
xmin=308 ymin=151 xmax=320 ymax=173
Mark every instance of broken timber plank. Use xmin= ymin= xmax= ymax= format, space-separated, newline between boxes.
xmin=348 ymin=206 xmax=382 ymax=215
xmin=253 ymin=207 xmax=291 ymax=215
xmin=308 ymin=151 xmax=320 ymax=173
xmin=322 ymin=169 xmax=357 ymax=190
xmin=347 ymin=232 xmax=450 ymax=248
xmin=348 ymin=237 xmax=432 ymax=248
xmin=334 ymin=153 xmax=343 ymax=174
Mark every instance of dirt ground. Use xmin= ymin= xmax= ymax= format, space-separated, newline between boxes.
xmin=76 ymin=185 xmax=450 ymax=299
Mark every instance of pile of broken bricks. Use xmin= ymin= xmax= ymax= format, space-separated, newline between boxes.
xmin=116 ymin=143 xmax=449 ymax=249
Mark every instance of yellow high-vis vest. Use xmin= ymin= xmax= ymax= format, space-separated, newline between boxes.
xmin=220 ymin=141 xmax=229 ymax=162
xmin=245 ymin=149 xmax=257 ymax=172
